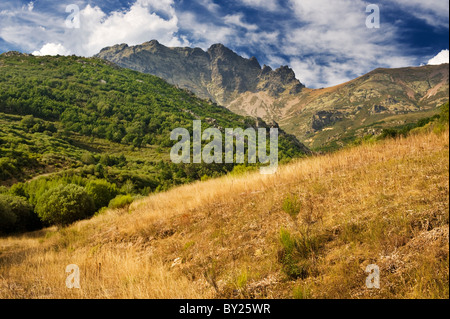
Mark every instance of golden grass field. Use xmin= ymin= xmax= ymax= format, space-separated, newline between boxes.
xmin=0 ymin=128 xmax=448 ymax=299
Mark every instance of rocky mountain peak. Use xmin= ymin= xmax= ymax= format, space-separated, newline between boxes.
xmin=96 ymin=41 xmax=304 ymax=105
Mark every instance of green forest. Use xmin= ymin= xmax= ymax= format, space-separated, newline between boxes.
xmin=0 ymin=53 xmax=307 ymax=234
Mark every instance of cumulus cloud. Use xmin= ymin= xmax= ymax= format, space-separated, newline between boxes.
xmin=69 ymin=0 xmax=184 ymax=56
xmin=177 ymin=11 xmax=233 ymax=49
xmin=3 ymin=0 xmax=186 ymax=57
xmin=428 ymin=50 xmax=450 ymax=65
xmin=32 ymin=43 xmax=70 ymax=56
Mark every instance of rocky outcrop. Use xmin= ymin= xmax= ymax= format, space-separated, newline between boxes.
xmin=96 ymin=41 xmax=304 ymax=106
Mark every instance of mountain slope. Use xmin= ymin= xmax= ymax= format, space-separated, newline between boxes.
xmin=1 ymin=127 xmax=448 ymax=299
xmin=96 ymin=41 xmax=449 ymax=150
xmin=0 ymin=52 xmax=309 ymax=187
xmin=277 ymin=64 xmax=449 ymax=150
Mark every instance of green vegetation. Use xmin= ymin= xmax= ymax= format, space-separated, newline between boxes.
xmin=85 ymin=179 xmax=118 ymax=211
xmin=35 ymin=184 xmax=95 ymax=227
xmin=0 ymin=194 xmax=40 ymax=234
xmin=108 ymin=194 xmax=136 ymax=210
xmin=282 ymin=195 xmax=301 ymax=220
xmin=0 ymin=53 xmax=307 ymax=234
xmin=353 ymin=102 xmax=449 ymax=147
xmin=278 ymin=227 xmax=323 ymax=279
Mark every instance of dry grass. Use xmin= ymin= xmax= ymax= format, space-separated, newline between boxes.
xmin=0 ymin=129 xmax=448 ymax=299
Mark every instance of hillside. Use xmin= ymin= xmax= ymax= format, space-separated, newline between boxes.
xmin=278 ymin=64 xmax=450 ymax=151
xmin=0 ymin=52 xmax=308 ymax=183
xmin=0 ymin=52 xmax=311 ymax=235
xmin=96 ymin=41 xmax=449 ymax=151
xmin=0 ymin=125 xmax=448 ymax=299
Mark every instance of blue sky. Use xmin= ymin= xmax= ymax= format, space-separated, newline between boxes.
xmin=0 ymin=0 xmax=448 ymax=88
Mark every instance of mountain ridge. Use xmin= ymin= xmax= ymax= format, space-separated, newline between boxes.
xmin=96 ymin=41 xmax=304 ymax=106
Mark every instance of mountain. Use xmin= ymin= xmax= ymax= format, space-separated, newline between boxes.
xmin=96 ymin=41 xmax=449 ymax=151
xmin=276 ymin=64 xmax=449 ymax=150
xmin=96 ymin=40 xmax=304 ymax=107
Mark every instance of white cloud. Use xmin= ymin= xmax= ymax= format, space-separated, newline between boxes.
xmin=387 ymin=0 xmax=449 ymax=29
xmin=428 ymin=50 xmax=450 ymax=65
xmin=32 ymin=43 xmax=70 ymax=56
xmin=284 ymin=0 xmax=416 ymax=87
xmin=72 ymin=0 xmax=184 ymax=56
xmin=3 ymin=0 xmax=186 ymax=57
xmin=224 ymin=13 xmax=258 ymax=31
xmin=240 ymin=0 xmax=280 ymax=11
xmin=198 ymin=0 xmax=220 ymax=13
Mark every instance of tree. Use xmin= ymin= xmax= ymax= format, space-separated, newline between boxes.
xmin=81 ymin=153 xmax=96 ymax=165
xmin=20 ymin=115 xmax=35 ymax=129
xmin=0 ymin=194 xmax=40 ymax=232
xmin=0 ymin=198 xmax=17 ymax=234
xmin=85 ymin=179 xmax=118 ymax=211
xmin=35 ymin=184 xmax=95 ymax=226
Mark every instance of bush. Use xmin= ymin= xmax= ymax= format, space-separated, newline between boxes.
xmin=0 ymin=199 xmax=17 ymax=234
xmin=85 ymin=179 xmax=118 ymax=211
xmin=278 ymin=228 xmax=308 ymax=279
xmin=282 ymin=195 xmax=301 ymax=220
xmin=1 ymin=194 xmax=40 ymax=232
xmin=440 ymin=102 xmax=449 ymax=121
xmin=108 ymin=194 xmax=135 ymax=210
xmin=278 ymin=228 xmax=322 ymax=279
xmin=0 ymin=194 xmax=40 ymax=234
xmin=9 ymin=182 xmax=28 ymax=198
xmin=35 ymin=184 xmax=95 ymax=226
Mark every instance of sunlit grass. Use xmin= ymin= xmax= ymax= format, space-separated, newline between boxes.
xmin=0 ymin=128 xmax=448 ymax=299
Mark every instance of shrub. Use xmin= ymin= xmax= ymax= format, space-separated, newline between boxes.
xmin=0 ymin=194 xmax=40 ymax=232
xmin=278 ymin=228 xmax=307 ymax=279
xmin=35 ymin=184 xmax=95 ymax=226
xmin=440 ymin=102 xmax=449 ymax=123
xmin=81 ymin=153 xmax=96 ymax=165
xmin=0 ymin=199 xmax=17 ymax=234
xmin=9 ymin=182 xmax=27 ymax=198
xmin=108 ymin=194 xmax=135 ymax=210
xmin=278 ymin=228 xmax=323 ymax=279
xmin=282 ymin=195 xmax=301 ymax=220
xmin=0 ymin=194 xmax=40 ymax=234
xmin=120 ymin=179 xmax=135 ymax=194
xmin=85 ymin=179 xmax=118 ymax=211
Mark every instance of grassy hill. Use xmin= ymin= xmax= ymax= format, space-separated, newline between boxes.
xmin=0 ymin=124 xmax=447 ymax=299
xmin=0 ymin=52 xmax=308 ymax=234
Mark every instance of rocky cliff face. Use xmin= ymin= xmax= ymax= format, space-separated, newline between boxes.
xmin=96 ymin=40 xmax=304 ymax=106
